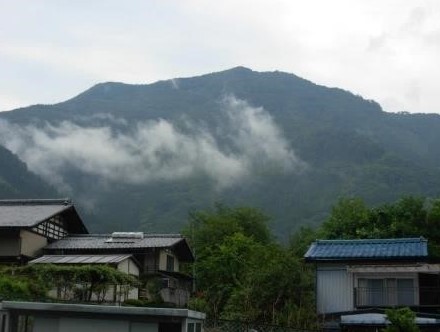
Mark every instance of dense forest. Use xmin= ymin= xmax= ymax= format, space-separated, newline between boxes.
xmin=1 ymin=67 xmax=440 ymax=238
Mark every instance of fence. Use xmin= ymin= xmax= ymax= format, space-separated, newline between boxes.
xmin=204 ymin=319 xmax=321 ymax=332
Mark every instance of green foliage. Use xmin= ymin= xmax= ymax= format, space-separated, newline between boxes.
xmin=321 ymin=197 xmax=372 ymax=239
xmin=123 ymin=299 xmax=174 ymax=308
xmin=383 ymin=307 xmax=420 ymax=332
xmin=3 ymin=264 xmax=138 ymax=303
xmin=319 ymin=195 xmax=440 ymax=259
xmin=289 ymin=226 xmax=318 ymax=257
xmin=0 ymin=145 xmax=57 ymax=199
xmin=0 ymin=274 xmax=47 ymax=301
xmin=185 ymin=205 xmax=317 ymax=328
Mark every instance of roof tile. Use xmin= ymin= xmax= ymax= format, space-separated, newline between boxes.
xmin=304 ymin=238 xmax=428 ymax=261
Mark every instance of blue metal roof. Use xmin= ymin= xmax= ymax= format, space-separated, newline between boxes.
xmin=304 ymin=238 xmax=428 ymax=261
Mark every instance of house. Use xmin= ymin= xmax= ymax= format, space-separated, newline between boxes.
xmin=0 ymin=199 xmax=88 ymax=263
xmin=0 ymin=301 xmax=205 ymax=332
xmin=29 ymin=254 xmax=140 ymax=303
xmin=305 ymin=238 xmax=440 ymax=331
xmin=0 ymin=198 xmax=194 ymax=307
xmin=43 ymin=232 xmax=194 ymax=306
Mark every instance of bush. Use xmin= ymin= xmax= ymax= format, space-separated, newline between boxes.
xmin=383 ymin=307 xmax=420 ymax=332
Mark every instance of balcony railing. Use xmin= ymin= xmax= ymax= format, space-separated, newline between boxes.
xmin=355 ymin=287 xmax=440 ymax=308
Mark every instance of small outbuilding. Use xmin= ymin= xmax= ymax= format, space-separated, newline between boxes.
xmin=0 ymin=301 xmax=205 ymax=332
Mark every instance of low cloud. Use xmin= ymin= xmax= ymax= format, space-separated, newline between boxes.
xmin=0 ymin=96 xmax=305 ymax=190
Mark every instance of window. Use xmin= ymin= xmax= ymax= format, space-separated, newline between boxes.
xmin=357 ymin=278 xmax=415 ymax=307
xmin=187 ymin=322 xmax=202 ymax=332
xmin=166 ymin=255 xmax=175 ymax=272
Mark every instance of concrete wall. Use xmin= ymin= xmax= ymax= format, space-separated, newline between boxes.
xmin=19 ymin=230 xmax=47 ymax=258
xmin=33 ymin=317 xmax=158 ymax=332
xmin=1 ymin=301 xmax=205 ymax=332
xmin=161 ymin=288 xmax=190 ymax=307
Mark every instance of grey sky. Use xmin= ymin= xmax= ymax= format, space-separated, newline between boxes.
xmin=1 ymin=0 xmax=439 ymax=113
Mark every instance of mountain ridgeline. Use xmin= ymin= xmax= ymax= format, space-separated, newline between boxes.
xmin=1 ymin=67 xmax=440 ymax=238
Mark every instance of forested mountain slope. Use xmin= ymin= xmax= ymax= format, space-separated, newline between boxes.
xmin=0 ymin=145 xmax=56 ymax=198
xmin=1 ymin=67 xmax=439 ymax=237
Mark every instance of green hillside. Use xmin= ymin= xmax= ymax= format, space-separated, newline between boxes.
xmin=1 ymin=67 xmax=440 ymax=238
xmin=0 ymin=145 xmax=57 ymax=198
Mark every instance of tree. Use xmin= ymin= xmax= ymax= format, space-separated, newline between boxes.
xmin=320 ymin=195 xmax=440 ymax=260
xmin=383 ymin=307 xmax=419 ymax=332
xmin=184 ymin=205 xmax=317 ymax=328
xmin=320 ymin=197 xmax=371 ymax=239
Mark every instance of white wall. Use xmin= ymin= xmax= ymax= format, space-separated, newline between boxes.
xmin=33 ymin=317 xmax=159 ymax=332
xmin=117 ymin=258 xmax=140 ymax=277
xmin=20 ymin=230 xmax=47 ymax=257
xmin=117 ymin=258 xmax=140 ymax=300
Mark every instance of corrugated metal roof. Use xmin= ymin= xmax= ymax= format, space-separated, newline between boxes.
xmin=0 ymin=199 xmax=73 ymax=228
xmin=30 ymin=254 xmax=133 ymax=265
xmin=304 ymin=238 xmax=428 ymax=261
xmin=45 ymin=234 xmax=184 ymax=250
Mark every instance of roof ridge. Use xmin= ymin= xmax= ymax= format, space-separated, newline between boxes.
xmin=66 ymin=233 xmax=183 ymax=238
xmin=316 ymin=237 xmax=426 ymax=244
xmin=0 ymin=198 xmax=71 ymax=206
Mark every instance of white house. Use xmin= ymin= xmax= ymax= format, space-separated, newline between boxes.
xmin=305 ymin=238 xmax=440 ymax=331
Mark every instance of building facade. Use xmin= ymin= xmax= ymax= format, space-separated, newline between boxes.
xmin=305 ymin=238 xmax=440 ymax=331
xmin=44 ymin=232 xmax=194 ymax=306
xmin=0 ymin=199 xmax=87 ymax=263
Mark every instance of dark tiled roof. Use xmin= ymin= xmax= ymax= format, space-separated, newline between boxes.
xmin=30 ymin=254 xmax=134 ymax=265
xmin=45 ymin=234 xmax=194 ymax=262
xmin=304 ymin=238 xmax=428 ymax=261
xmin=0 ymin=199 xmax=73 ymax=228
xmin=45 ymin=234 xmax=184 ymax=250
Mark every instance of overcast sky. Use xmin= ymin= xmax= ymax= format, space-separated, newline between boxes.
xmin=1 ymin=0 xmax=439 ymax=113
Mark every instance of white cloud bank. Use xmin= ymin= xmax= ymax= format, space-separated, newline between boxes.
xmin=0 ymin=97 xmax=304 ymax=190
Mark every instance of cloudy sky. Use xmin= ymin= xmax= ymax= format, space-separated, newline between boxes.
xmin=1 ymin=0 xmax=439 ymax=114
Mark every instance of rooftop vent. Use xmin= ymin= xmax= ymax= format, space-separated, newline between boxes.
xmin=111 ymin=232 xmax=144 ymax=239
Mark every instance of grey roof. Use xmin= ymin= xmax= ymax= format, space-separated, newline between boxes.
xmin=304 ymin=238 xmax=428 ymax=261
xmin=46 ymin=234 xmax=184 ymax=250
xmin=341 ymin=313 xmax=440 ymax=326
xmin=44 ymin=234 xmax=194 ymax=262
xmin=29 ymin=254 xmax=133 ymax=265
xmin=0 ymin=199 xmax=73 ymax=228
xmin=1 ymin=301 xmax=206 ymax=320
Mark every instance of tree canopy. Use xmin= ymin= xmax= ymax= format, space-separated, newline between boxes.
xmin=320 ymin=196 xmax=440 ymax=256
xmin=183 ymin=205 xmax=317 ymax=328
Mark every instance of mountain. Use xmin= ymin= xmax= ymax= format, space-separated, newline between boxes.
xmin=1 ymin=67 xmax=440 ymax=238
xmin=0 ymin=145 xmax=57 ymax=198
